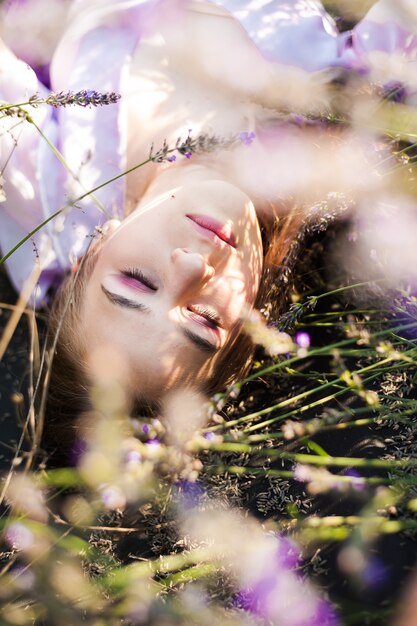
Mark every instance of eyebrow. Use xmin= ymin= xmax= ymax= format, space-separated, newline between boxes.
xmin=101 ymin=284 xmax=151 ymax=312
xmin=101 ymin=285 xmax=218 ymax=355
xmin=181 ymin=328 xmax=218 ymax=355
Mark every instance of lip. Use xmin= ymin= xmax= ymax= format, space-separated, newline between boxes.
xmin=186 ymin=214 xmax=236 ymax=248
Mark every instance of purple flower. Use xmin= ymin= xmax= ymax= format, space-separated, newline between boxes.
xmin=101 ymin=485 xmax=126 ymax=510
xmin=382 ymin=80 xmax=407 ymax=103
xmin=69 ymin=438 xmax=88 ymax=466
xmin=343 ymin=468 xmax=366 ymax=492
xmin=125 ymin=450 xmax=142 ymax=465
xmin=44 ymin=89 xmax=121 ymax=108
xmin=141 ymin=424 xmax=150 ymax=434
xmin=239 ymin=131 xmax=256 ymax=145
xmin=235 ymin=534 xmax=339 ymax=626
xmin=175 ymin=480 xmax=205 ymax=510
xmin=275 ymin=536 xmax=301 ymax=569
xmin=236 ymin=576 xmax=276 ymax=617
xmin=310 ymin=599 xmax=339 ymax=626
xmin=204 ymin=431 xmax=216 ymax=442
xmin=362 ymin=557 xmax=389 ymax=589
xmin=295 ymin=331 xmax=310 ymax=349
xmin=290 ymin=113 xmax=306 ymax=126
xmin=184 ymin=152 xmax=192 ymax=159
xmin=146 ymin=438 xmax=160 ymax=446
xmin=5 ymin=522 xmax=34 ymax=551
xmin=237 ymin=584 xmax=338 ymax=626
xmin=11 ymin=565 xmax=35 ymax=591
xmin=167 ymin=154 xmax=176 ymax=162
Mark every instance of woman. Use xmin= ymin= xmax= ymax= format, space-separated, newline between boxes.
xmin=0 ymin=0 xmax=295 ymax=433
xmin=46 ymin=163 xmax=275 ymax=426
xmin=1 ymin=0 xmax=416 ymax=438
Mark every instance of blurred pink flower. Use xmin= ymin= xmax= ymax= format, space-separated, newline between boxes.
xmin=5 ymin=522 xmax=34 ymax=552
xmin=236 ymin=534 xmax=338 ymax=626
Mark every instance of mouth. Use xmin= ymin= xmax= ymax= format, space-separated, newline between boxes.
xmin=186 ymin=214 xmax=236 ymax=248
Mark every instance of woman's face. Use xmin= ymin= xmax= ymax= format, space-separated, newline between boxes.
xmin=81 ymin=169 xmax=263 ymax=401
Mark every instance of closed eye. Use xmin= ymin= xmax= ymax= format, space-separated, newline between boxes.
xmin=101 ymin=284 xmax=218 ymax=355
xmin=182 ymin=328 xmax=218 ymax=354
xmin=187 ymin=304 xmax=222 ymax=329
xmin=101 ymin=284 xmax=150 ymax=311
xmin=121 ymin=267 xmax=158 ymax=291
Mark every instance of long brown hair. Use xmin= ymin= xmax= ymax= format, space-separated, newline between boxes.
xmin=41 ymin=205 xmax=303 ymax=463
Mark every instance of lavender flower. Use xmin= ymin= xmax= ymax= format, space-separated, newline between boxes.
xmin=236 ymin=534 xmax=339 ymax=626
xmin=5 ymin=522 xmax=34 ymax=551
xmin=295 ymin=331 xmax=311 ymax=350
xmin=275 ymin=536 xmax=301 ymax=569
xmin=343 ymin=469 xmax=366 ymax=492
xmin=146 ymin=438 xmax=161 ymax=446
xmin=174 ymin=131 xmax=239 ymax=157
xmin=148 ymin=129 xmax=255 ymax=165
xmin=362 ymin=557 xmax=389 ymax=589
xmin=124 ymin=450 xmax=142 ymax=466
xmin=10 ymin=565 xmax=35 ymax=591
xmin=42 ymin=89 xmax=121 ymax=108
xmin=312 ymin=599 xmax=340 ymax=626
xmin=1 ymin=105 xmax=28 ymax=118
xmin=290 ymin=113 xmax=306 ymax=126
xmin=382 ymin=80 xmax=407 ymax=103
xmin=175 ymin=480 xmax=205 ymax=510
xmin=239 ymin=131 xmax=256 ymax=145
xmin=100 ymin=485 xmax=126 ymax=511
xmin=69 ymin=438 xmax=88 ymax=467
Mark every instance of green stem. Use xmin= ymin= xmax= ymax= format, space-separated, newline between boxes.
xmin=311 ymin=279 xmax=388 ymax=302
xmin=205 ymin=443 xmax=417 ymax=469
xmin=104 ymin=547 xmax=214 ymax=591
xmin=0 ymin=206 xmax=65 ymax=264
xmin=0 ymin=100 xmax=33 ymax=111
xmin=205 ymin=464 xmax=388 ymax=484
xmin=161 ymin=563 xmax=219 ymax=587
xmin=0 ymin=152 xmax=170 ymax=264
xmin=241 ymin=320 xmax=417 ymax=385
xmin=26 ymin=115 xmax=109 ymax=218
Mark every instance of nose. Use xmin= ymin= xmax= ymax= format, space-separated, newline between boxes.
xmin=171 ymin=248 xmax=215 ymax=296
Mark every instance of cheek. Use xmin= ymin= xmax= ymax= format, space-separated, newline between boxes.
xmin=228 ymin=257 xmax=262 ymax=307
xmin=217 ymin=276 xmax=253 ymax=323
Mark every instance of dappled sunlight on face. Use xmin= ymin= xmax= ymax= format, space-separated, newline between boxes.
xmin=80 ymin=167 xmax=263 ymax=402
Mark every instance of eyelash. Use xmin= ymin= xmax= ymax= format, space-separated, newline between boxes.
xmin=121 ymin=267 xmax=158 ymax=291
xmin=187 ymin=305 xmax=220 ymax=328
xmin=120 ymin=270 xmax=220 ymax=329
xmin=199 ymin=309 xmax=219 ymax=328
